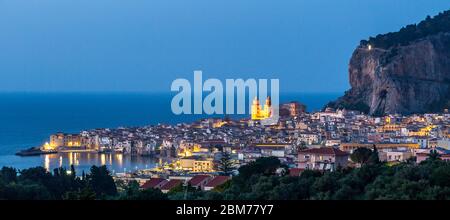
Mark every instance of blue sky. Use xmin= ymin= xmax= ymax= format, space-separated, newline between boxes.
xmin=0 ymin=0 xmax=449 ymax=93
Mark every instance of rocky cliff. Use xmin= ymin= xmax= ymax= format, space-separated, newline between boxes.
xmin=329 ymin=11 xmax=450 ymax=115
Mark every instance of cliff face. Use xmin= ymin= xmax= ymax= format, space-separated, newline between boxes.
xmin=331 ymin=32 xmax=450 ymax=115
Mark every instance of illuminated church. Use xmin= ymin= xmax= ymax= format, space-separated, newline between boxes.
xmin=251 ymin=96 xmax=272 ymax=120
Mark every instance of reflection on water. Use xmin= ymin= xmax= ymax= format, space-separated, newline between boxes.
xmin=45 ymin=153 xmax=163 ymax=174
xmin=44 ymin=155 xmax=50 ymax=171
xmin=0 ymin=153 xmax=163 ymax=175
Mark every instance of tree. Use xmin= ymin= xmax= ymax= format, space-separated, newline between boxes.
xmin=135 ymin=188 xmax=168 ymax=200
xmin=70 ymin=164 xmax=76 ymax=178
xmin=122 ymin=180 xmax=140 ymax=197
xmin=367 ymin=146 xmax=380 ymax=165
xmin=0 ymin=167 xmax=17 ymax=183
xmin=430 ymin=165 xmax=450 ymax=187
xmin=19 ymin=167 xmax=52 ymax=183
xmin=365 ymin=9 xmax=450 ymax=49
xmin=297 ymin=141 xmax=307 ymax=152
xmin=217 ymin=152 xmax=235 ymax=175
xmin=4 ymin=182 xmax=52 ymax=200
xmin=86 ymin=165 xmax=117 ymax=197
xmin=350 ymin=148 xmax=372 ymax=165
xmin=63 ymin=187 xmax=96 ymax=200
xmin=237 ymin=157 xmax=281 ymax=180
xmin=212 ymin=180 xmax=231 ymax=193
xmin=428 ymin=149 xmax=441 ymax=161
xmin=119 ymin=180 xmax=168 ymax=200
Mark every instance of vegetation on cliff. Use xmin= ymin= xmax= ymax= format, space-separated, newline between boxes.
xmin=361 ymin=10 xmax=450 ymax=49
xmin=325 ymin=99 xmax=370 ymax=114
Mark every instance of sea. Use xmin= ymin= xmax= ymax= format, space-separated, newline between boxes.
xmin=0 ymin=92 xmax=341 ymax=174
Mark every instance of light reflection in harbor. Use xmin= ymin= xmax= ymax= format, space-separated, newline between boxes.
xmin=44 ymin=155 xmax=50 ymax=171
xmin=74 ymin=153 xmax=79 ymax=166
xmin=3 ymin=153 xmax=164 ymax=174
xmin=115 ymin=154 xmax=123 ymax=167
xmin=68 ymin=152 xmax=73 ymax=166
xmin=100 ymin=154 xmax=106 ymax=166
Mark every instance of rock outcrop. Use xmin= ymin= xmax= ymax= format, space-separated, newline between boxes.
xmin=329 ymin=11 xmax=450 ymax=115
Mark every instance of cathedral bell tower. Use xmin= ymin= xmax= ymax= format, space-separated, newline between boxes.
xmin=251 ymin=96 xmax=272 ymax=120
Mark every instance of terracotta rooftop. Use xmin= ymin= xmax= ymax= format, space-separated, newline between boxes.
xmin=205 ymin=176 xmax=231 ymax=188
xmin=141 ymin=178 xmax=167 ymax=189
xmin=289 ymin=168 xmax=305 ymax=177
xmin=188 ymin=175 xmax=211 ymax=186
xmin=160 ymin=179 xmax=182 ymax=191
xmin=299 ymin=147 xmax=349 ymax=156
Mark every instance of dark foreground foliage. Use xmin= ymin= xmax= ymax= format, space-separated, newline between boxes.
xmin=1 ymin=155 xmax=450 ymax=200
xmin=168 ymin=156 xmax=450 ymax=200
xmin=0 ymin=165 xmax=119 ymax=200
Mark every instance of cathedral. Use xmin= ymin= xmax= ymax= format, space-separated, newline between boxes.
xmin=251 ymin=96 xmax=272 ymax=120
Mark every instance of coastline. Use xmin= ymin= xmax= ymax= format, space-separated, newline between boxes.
xmin=0 ymin=92 xmax=341 ymax=172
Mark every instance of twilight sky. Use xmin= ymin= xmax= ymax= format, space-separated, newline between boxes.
xmin=0 ymin=0 xmax=449 ymax=93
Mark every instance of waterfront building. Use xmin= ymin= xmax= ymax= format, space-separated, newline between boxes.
xmin=45 ymin=133 xmax=83 ymax=150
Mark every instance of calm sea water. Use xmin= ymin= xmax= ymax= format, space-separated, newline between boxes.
xmin=0 ymin=92 xmax=340 ymax=173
